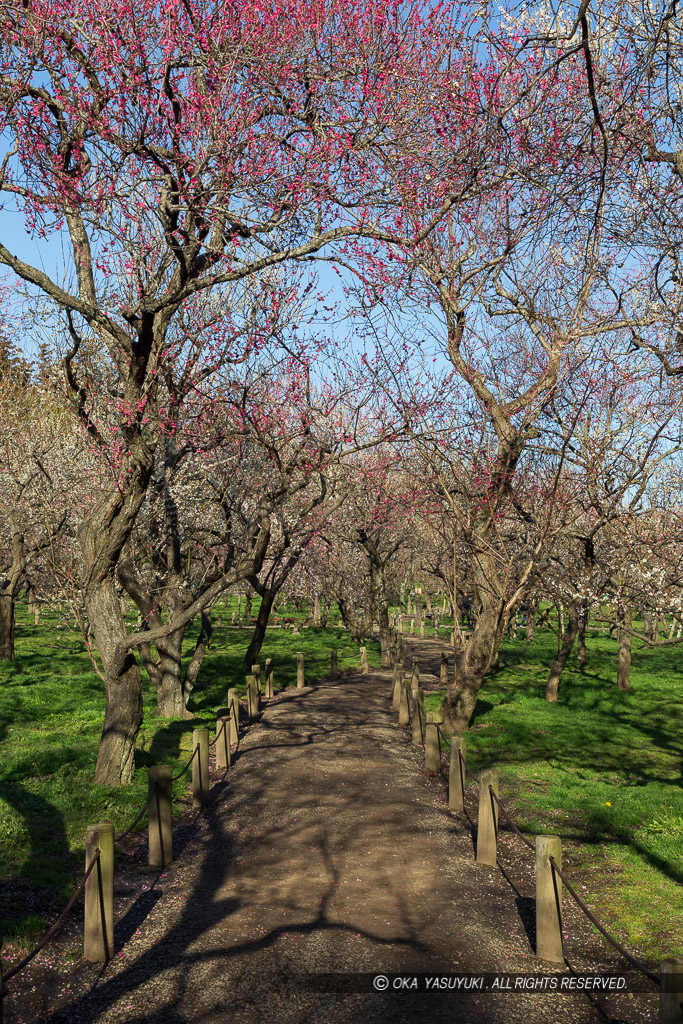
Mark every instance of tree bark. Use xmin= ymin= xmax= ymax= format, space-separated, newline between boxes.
xmin=183 ymin=609 xmax=213 ymax=705
xmin=545 ymin=604 xmax=579 ymax=702
xmin=617 ymin=603 xmax=632 ymax=691
xmin=0 ymin=593 xmax=15 ymax=661
xmin=441 ymin=595 xmax=505 ymax=732
xmin=87 ymin=577 xmax=144 ymax=786
xmin=577 ymin=605 xmax=588 ymax=667
xmin=243 ymin=590 xmax=276 ymax=673
xmin=155 ymin=626 xmax=186 ymax=717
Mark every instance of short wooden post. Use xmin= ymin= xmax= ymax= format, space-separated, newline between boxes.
xmin=660 ymin=958 xmax=683 ymax=1024
xmin=410 ymin=619 xmax=414 ymax=634
xmin=535 ymin=835 xmax=563 ymax=962
xmin=227 ymin=688 xmax=239 ymax=746
xmin=392 ymin=666 xmax=404 ymax=709
xmin=251 ymin=663 xmax=261 ymax=694
xmin=440 ymin=651 xmax=449 ymax=686
xmin=448 ymin=736 xmax=466 ymax=812
xmin=215 ymin=715 xmax=231 ymax=771
xmin=476 ymin=770 xmax=499 ymax=866
xmin=296 ymin=652 xmax=305 ymax=688
xmin=192 ymin=728 xmax=210 ymax=808
xmin=398 ymin=619 xmax=404 ymax=633
xmin=410 ymin=658 xmax=420 ymax=688
xmin=399 ymin=680 xmax=410 ymax=726
xmin=246 ymin=674 xmax=259 ymax=720
xmin=330 ymin=649 xmax=338 ymax=680
xmin=231 ymin=612 xmax=236 ymax=624
xmin=84 ymin=822 xmax=114 ymax=961
xmin=360 ymin=646 xmax=369 ymax=673
xmin=411 ymin=688 xmax=424 ymax=746
xmin=148 ymin=765 xmax=173 ymax=868
xmin=265 ymin=658 xmax=274 ymax=698
xmin=420 ymin=622 xmax=425 ymax=637
xmin=425 ymin=712 xmax=442 ymax=773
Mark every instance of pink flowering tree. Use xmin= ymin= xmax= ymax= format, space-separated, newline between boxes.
xmin=0 ymin=0 xmax=493 ymax=782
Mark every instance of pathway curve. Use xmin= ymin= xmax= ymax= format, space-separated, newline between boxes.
xmin=7 ymin=656 xmax=653 ymax=1024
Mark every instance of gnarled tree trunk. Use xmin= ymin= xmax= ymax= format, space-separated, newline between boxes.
xmin=545 ymin=604 xmax=579 ymax=702
xmin=243 ymin=590 xmax=276 ymax=673
xmin=87 ymin=577 xmax=144 ymax=786
xmin=0 ymin=593 xmax=15 ymax=661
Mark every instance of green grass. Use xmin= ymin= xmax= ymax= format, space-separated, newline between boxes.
xmin=426 ymin=625 xmax=683 ymax=960
xmin=0 ymin=601 xmax=375 ymax=946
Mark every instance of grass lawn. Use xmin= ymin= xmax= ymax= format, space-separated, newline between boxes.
xmin=423 ymin=624 xmax=683 ymax=961
xmin=0 ymin=599 xmax=374 ymax=946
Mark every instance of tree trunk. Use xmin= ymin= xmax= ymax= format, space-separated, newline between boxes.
xmin=526 ymin=605 xmax=535 ymax=643
xmin=155 ymin=625 xmax=186 ymax=717
xmin=617 ymin=604 xmax=632 ymax=691
xmin=577 ymin=604 xmax=588 ymax=667
xmin=441 ymin=596 xmax=505 ymax=733
xmin=184 ymin=609 xmax=213 ymax=706
xmin=243 ymin=590 xmax=276 ymax=672
xmin=545 ymin=604 xmax=579 ymax=702
xmin=88 ymin=578 xmax=144 ymax=786
xmin=312 ymin=593 xmax=321 ymax=627
xmin=0 ymin=593 xmax=15 ymax=661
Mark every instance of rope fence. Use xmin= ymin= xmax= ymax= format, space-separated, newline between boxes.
xmin=0 ymin=648 xmax=295 ymax=1010
xmin=389 ymin=640 xmax=682 ymax=1020
xmin=2 ymin=642 xmax=350 ymax=1010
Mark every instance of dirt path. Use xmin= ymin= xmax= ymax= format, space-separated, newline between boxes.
xmin=5 ymin=653 xmax=655 ymax=1024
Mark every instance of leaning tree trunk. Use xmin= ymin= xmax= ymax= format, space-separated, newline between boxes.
xmin=183 ymin=608 xmax=213 ymax=706
xmin=0 ymin=593 xmax=16 ymax=661
xmin=617 ymin=604 xmax=632 ymax=691
xmin=243 ymin=590 xmax=276 ymax=673
xmin=545 ymin=604 xmax=580 ymax=702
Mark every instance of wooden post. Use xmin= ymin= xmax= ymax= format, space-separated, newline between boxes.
xmin=448 ymin=736 xmax=466 ymax=812
xmin=398 ymin=618 xmax=404 ymax=633
xmin=246 ymin=674 xmax=259 ymax=720
xmin=296 ymin=652 xmax=305 ymax=688
xmin=215 ymin=715 xmax=231 ymax=771
xmin=330 ymin=649 xmax=338 ymax=680
xmin=192 ymin=728 xmax=210 ymax=808
xmin=392 ymin=666 xmax=403 ymax=709
xmin=265 ymin=658 xmax=274 ymax=698
xmin=410 ymin=619 xmax=415 ymax=635
xmin=227 ymin=688 xmax=239 ymax=746
xmin=148 ymin=765 xmax=173 ymax=868
xmin=420 ymin=622 xmax=425 ymax=637
xmin=476 ymin=770 xmax=499 ymax=866
xmin=411 ymin=688 xmax=424 ymax=746
xmin=425 ymin=712 xmax=442 ymax=773
xmin=360 ymin=646 xmax=369 ymax=673
xmin=251 ymin=663 xmax=261 ymax=694
xmin=399 ymin=679 xmax=410 ymax=726
xmin=440 ymin=651 xmax=449 ymax=686
xmin=660 ymin=958 xmax=683 ymax=1024
xmin=535 ymin=835 xmax=563 ymax=962
xmin=84 ymin=822 xmax=114 ymax=961
xmin=410 ymin=659 xmax=420 ymax=688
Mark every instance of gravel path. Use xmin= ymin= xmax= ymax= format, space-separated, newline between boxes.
xmin=4 ymin=652 xmax=658 ymax=1024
